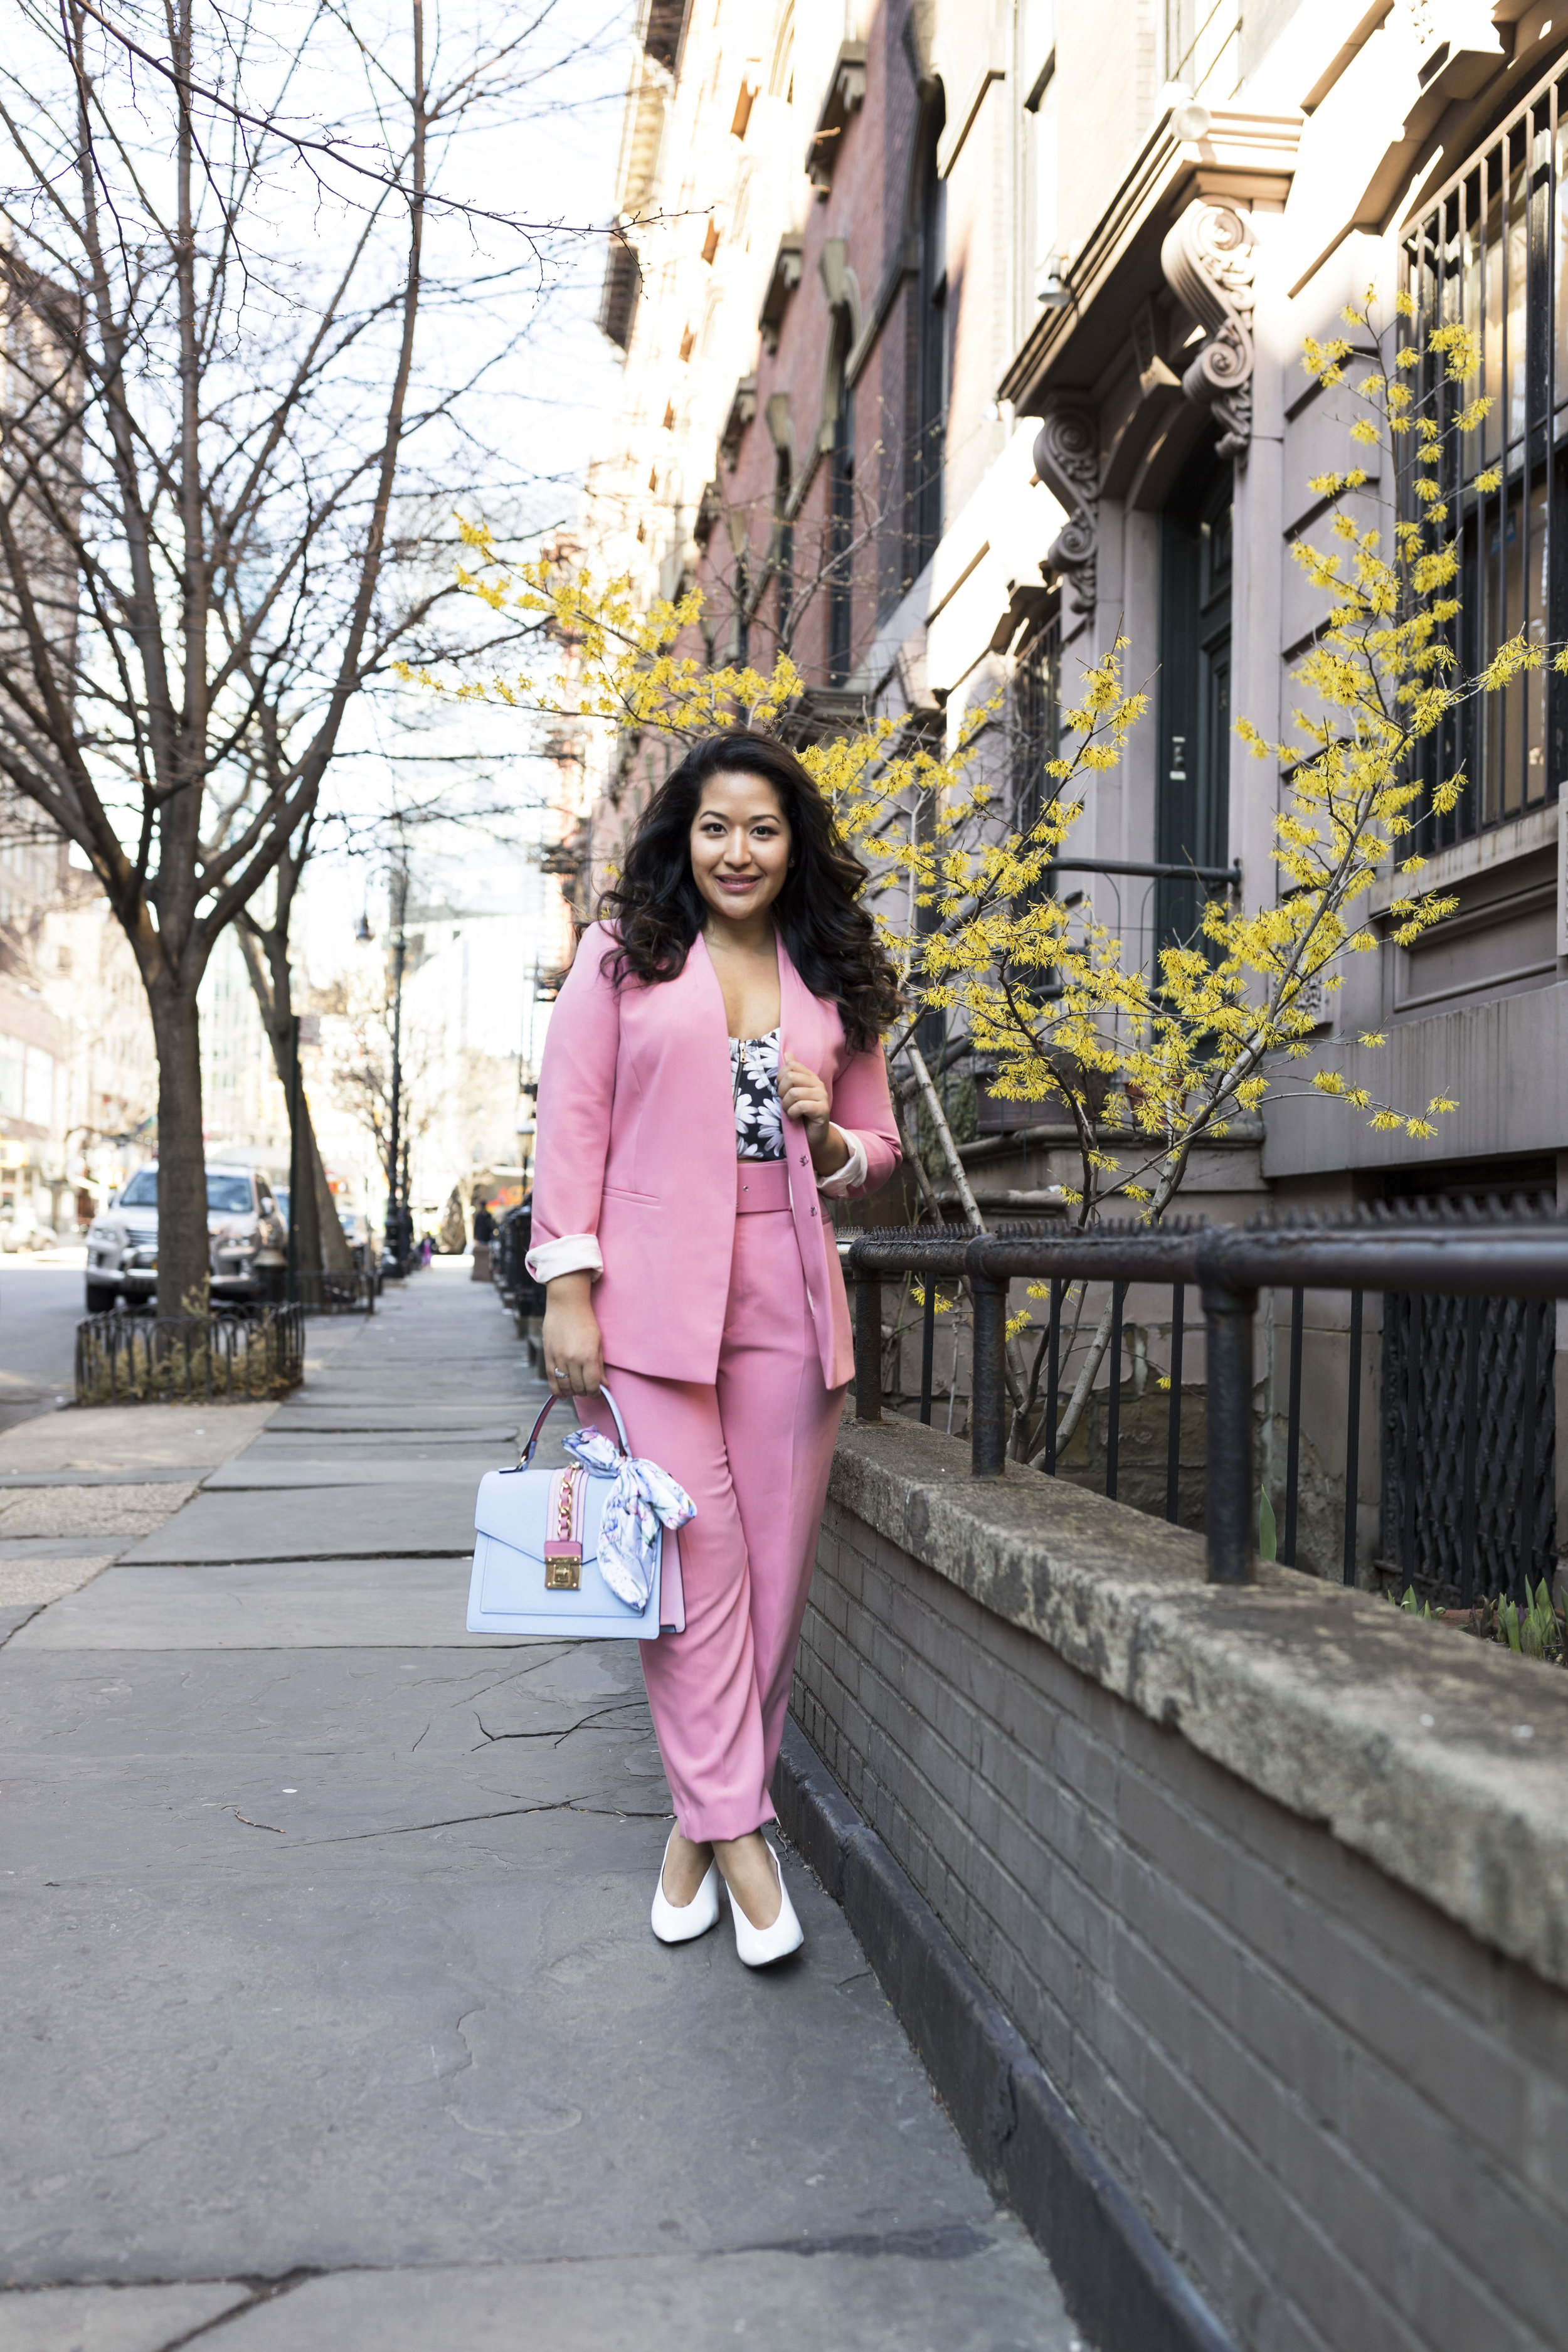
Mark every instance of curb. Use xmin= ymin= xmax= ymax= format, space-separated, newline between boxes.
xmin=773 ymin=1719 xmax=1237 ymax=2352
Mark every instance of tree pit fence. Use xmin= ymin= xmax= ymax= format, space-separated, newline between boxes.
xmin=842 ymin=1206 xmax=1568 ymax=1596
xmin=75 ymin=1305 xmax=306 ymax=1406
xmin=289 ymin=1268 xmax=376 ymax=1314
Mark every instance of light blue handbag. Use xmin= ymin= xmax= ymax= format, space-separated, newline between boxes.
xmin=466 ymin=1382 xmax=689 ymax=1641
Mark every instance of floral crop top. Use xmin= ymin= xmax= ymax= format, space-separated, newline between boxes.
xmin=731 ymin=1028 xmax=785 ymax=1161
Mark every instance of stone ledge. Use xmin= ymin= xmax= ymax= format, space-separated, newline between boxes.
xmin=830 ymin=1416 xmax=1568 ymax=1989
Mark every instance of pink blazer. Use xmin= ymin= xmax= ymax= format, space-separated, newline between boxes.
xmin=529 ymin=923 xmax=900 ymax=1387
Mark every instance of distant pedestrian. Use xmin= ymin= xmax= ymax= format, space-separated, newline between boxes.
xmin=529 ymin=731 xmax=901 ymax=1966
xmin=471 ymin=1201 xmax=495 ymax=1283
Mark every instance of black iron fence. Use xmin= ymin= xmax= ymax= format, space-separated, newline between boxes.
xmin=75 ymin=1305 xmax=306 ymax=1406
xmin=843 ymin=1207 xmax=1568 ymax=1594
xmin=494 ymin=1206 xmax=546 ymax=1321
xmin=288 ymin=1268 xmax=377 ymax=1315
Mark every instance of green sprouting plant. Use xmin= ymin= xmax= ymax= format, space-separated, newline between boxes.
xmin=1497 ymin=1581 xmax=1564 ymax=1663
xmin=1258 ymin=1486 xmax=1278 ymax=1562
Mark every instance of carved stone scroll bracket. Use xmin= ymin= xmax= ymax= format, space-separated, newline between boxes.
xmin=1160 ymin=199 xmax=1257 ymax=464
xmin=1032 ymin=403 xmax=1100 ymax=618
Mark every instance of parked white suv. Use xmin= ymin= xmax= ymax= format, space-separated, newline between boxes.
xmin=83 ymin=1163 xmax=289 ymax=1314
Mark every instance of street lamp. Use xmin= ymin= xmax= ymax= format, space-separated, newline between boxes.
xmin=385 ymin=861 xmax=409 ymax=1274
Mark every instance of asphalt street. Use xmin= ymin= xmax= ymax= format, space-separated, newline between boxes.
xmin=0 ymin=1247 xmax=86 ymax=1437
xmin=0 ymin=1259 xmax=1087 ymax=2352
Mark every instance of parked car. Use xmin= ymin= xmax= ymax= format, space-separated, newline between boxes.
xmin=83 ymin=1163 xmax=289 ymax=1313
xmin=337 ymin=1210 xmax=376 ymax=1271
xmin=0 ymin=1214 xmax=58 ymax=1253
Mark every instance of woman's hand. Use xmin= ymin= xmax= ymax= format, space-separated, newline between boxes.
xmin=541 ymin=1271 xmax=605 ymax=1396
xmin=780 ymin=1052 xmax=850 ymax=1178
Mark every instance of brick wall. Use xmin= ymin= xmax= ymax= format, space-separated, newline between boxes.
xmin=792 ymin=1443 xmax=1568 ymax=2352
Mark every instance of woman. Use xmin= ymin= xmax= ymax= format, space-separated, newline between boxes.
xmin=527 ymin=731 xmax=901 ymax=1966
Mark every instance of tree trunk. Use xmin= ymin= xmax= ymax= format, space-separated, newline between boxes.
xmin=287 ymin=1076 xmax=325 ymax=1281
xmin=236 ymin=918 xmax=351 ymax=1275
xmin=147 ymin=981 xmax=209 ymax=1316
xmin=300 ymin=1098 xmax=353 ymax=1272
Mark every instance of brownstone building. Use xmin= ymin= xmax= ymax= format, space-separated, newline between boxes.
xmin=581 ymin=0 xmax=1568 ymax=1590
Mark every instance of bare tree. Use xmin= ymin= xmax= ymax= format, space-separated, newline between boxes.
xmin=0 ymin=0 xmax=585 ymax=1308
xmin=232 ymin=818 xmax=352 ymax=1278
xmin=330 ymin=970 xmax=437 ymax=1192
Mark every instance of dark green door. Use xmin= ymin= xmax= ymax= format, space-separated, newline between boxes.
xmin=1156 ymin=435 xmax=1233 ymax=953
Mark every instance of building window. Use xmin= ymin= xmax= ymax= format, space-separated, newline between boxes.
xmin=911 ymin=98 xmax=947 ymax=573
xmin=1020 ymin=1 xmax=1057 ymax=299
xmin=828 ymin=313 xmax=855 ymax=685
xmin=1011 ymin=602 xmax=1061 ymax=844
xmin=1405 ymin=65 xmax=1568 ymax=842
xmin=773 ymin=444 xmax=794 ymax=649
xmin=1163 ymin=0 xmax=1241 ymax=98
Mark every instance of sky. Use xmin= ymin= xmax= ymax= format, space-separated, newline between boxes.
xmin=25 ymin=0 xmax=633 ymax=1072
xmin=295 ymin=0 xmax=633 ymax=1063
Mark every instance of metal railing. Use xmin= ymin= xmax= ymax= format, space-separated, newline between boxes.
xmin=75 ymin=1305 xmax=306 ymax=1406
xmin=844 ymin=1207 xmax=1568 ymax=1591
xmin=289 ymin=1268 xmax=377 ymax=1315
xmin=494 ymin=1209 xmax=545 ymax=1318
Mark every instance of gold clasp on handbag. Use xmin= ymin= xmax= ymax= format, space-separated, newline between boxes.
xmin=544 ymin=1469 xmax=583 ymax=1589
xmin=544 ymin=1545 xmax=581 ymax=1590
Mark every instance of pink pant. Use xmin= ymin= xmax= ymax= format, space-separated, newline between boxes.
xmin=583 ymin=1177 xmax=844 ymax=1843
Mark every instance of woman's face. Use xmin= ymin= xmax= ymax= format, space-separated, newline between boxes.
xmin=689 ymin=769 xmax=792 ymax=928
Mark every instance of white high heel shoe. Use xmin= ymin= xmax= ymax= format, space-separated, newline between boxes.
xmin=650 ymin=1828 xmax=721 ymax=1944
xmin=728 ymin=1841 xmax=803 ymax=1967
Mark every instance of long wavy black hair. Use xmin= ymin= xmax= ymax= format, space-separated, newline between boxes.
xmin=598 ymin=731 xmax=903 ymax=1051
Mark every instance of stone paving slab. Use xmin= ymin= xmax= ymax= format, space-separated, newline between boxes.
xmin=252 ymin=1427 xmax=522 ymax=1450
xmin=0 ymin=1647 xmax=1023 ymax=2292
xmin=0 ymin=1555 xmax=117 ymax=1608
xmin=121 ymin=2237 xmax=1082 ymax=2351
xmin=114 ymin=1482 xmax=477 ymax=1563
xmin=265 ymin=1410 xmax=526 ymax=1436
xmin=0 ymin=1468 xmax=213 ymax=1488
xmin=0 ymin=1483 xmax=197 ymax=1537
xmin=6 ymin=1561 xmax=504 ymax=1648
xmin=0 ymin=1534 xmax=135 ymax=1563
xmin=0 ymin=1403 xmax=278 ymax=1475
xmin=0 ymin=2280 xmax=253 ymax=2352
xmin=0 ymin=1261 xmax=1085 ymax=2347
xmin=203 ymin=1451 xmax=505 ymax=1490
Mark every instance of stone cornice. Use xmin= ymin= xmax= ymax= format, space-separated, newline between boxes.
xmin=999 ymin=107 xmax=1300 ymax=410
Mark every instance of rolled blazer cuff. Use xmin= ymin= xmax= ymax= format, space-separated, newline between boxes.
xmin=817 ymin=1132 xmax=869 ymax=1196
xmin=526 ymin=1234 xmax=603 ymax=1283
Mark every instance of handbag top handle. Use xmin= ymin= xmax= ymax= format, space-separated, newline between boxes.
xmin=516 ymin=1380 xmax=631 ymax=1468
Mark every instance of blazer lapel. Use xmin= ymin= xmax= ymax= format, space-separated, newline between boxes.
xmin=775 ymin=933 xmax=830 ymax=1079
xmin=681 ymin=930 xmax=741 ymax=1161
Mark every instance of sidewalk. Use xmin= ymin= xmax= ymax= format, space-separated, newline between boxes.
xmin=0 ymin=1262 xmax=1084 ymax=2351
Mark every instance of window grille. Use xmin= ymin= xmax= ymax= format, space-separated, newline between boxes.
xmin=973 ymin=608 xmax=1062 ymax=1134
xmin=1404 ymin=60 xmax=1568 ymax=840
xmin=910 ymin=99 xmax=948 ymax=579
xmin=828 ymin=367 xmax=854 ymax=685
xmin=1380 ymin=1292 xmax=1556 ymax=1601
xmin=1011 ymin=606 xmax=1061 ymax=840
xmin=1378 ymin=1167 xmax=1557 ymax=1600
